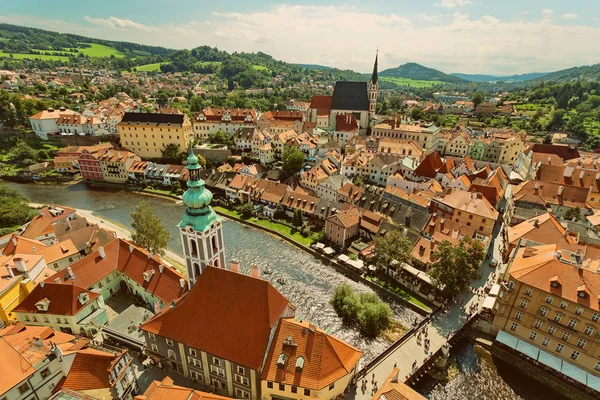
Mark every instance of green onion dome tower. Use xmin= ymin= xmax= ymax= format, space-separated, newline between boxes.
xmin=179 ymin=143 xmax=226 ymax=288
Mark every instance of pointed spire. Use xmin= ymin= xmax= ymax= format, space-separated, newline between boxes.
xmin=371 ymin=48 xmax=378 ymax=85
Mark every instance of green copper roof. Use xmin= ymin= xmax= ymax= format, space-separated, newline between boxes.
xmin=179 ymin=143 xmax=220 ymax=232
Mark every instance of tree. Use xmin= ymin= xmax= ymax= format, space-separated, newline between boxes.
xmin=353 ymin=175 xmax=364 ymax=187
xmin=410 ymin=107 xmax=424 ymax=120
xmin=238 ymin=202 xmax=254 ymax=218
xmin=428 ymin=237 xmax=485 ymax=300
xmin=273 ymin=203 xmax=285 ymax=219
xmin=170 ymin=180 xmax=181 ymax=193
xmin=282 ymin=147 xmax=305 ymax=178
xmin=292 ymin=209 xmax=303 ymax=227
xmin=471 ymin=92 xmax=484 ymax=109
xmin=564 ymin=207 xmax=581 ymax=221
xmin=372 ymin=230 xmax=412 ymax=269
xmin=160 ymin=143 xmax=186 ymax=164
xmin=130 ymin=201 xmax=170 ymax=256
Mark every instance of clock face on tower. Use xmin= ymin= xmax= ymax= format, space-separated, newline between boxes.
xmin=190 ymin=169 xmax=198 ymax=181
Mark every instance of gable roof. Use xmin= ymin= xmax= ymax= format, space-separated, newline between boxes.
xmin=507 ymin=212 xmax=574 ymax=246
xmin=136 ymin=377 xmax=231 ymax=400
xmin=61 ymin=348 xmax=117 ymax=392
xmin=13 ymin=282 xmax=99 ymax=316
xmin=326 ymin=207 xmax=361 ymax=229
xmin=260 ymin=319 xmax=362 ymax=391
xmin=141 ymin=267 xmax=293 ymax=370
xmin=331 ymin=82 xmax=369 ymax=111
xmin=531 ymin=143 xmax=580 ymax=161
xmin=373 ymin=368 xmax=426 ymax=400
xmin=309 ymin=96 xmax=332 ymax=116
xmin=413 ymin=152 xmax=443 ymax=179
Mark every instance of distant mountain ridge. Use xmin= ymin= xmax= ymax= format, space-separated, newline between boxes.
xmin=528 ymin=64 xmax=600 ymax=83
xmin=380 ymin=62 xmax=468 ymax=84
xmin=451 ymin=72 xmax=549 ymax=83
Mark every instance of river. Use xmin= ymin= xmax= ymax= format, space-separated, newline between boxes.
xmin=7 ymin=182 xmax=572 ymax=400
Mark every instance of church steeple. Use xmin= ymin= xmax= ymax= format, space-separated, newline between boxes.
xmin=368 ymin=49 xmax=379 ymax=122
xmin=179 ymin=143 xmax=226 ymax=288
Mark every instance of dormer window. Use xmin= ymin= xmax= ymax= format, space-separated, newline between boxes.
xmin=35 ymin=298 xmax=50 ymax=312
xmin=78 ymin=293 xmax=89 ymax=305
xmin=295 ymin=356 xmax=304 ymax=372
xmin=277 ymin=353 xmax=287 ymax=369
xmin=143 ymin=269 xmax=155 ymax=282
xmin=577 ymin=285 xmax=589 ymax=299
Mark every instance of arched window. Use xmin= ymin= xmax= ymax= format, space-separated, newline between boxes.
xmin=168 ymin=349 xmax=176 ymax=360
xmin=194 ymin=263 xmax=201 ymax=276
xmin=212 ymin=236 xmax=218 ymax=252
xmin=190 ymin=240 xmax=198 ymax=257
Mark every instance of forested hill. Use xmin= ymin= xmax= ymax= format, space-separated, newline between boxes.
xmin=450 ymin=72 xmax=548 ymax=83
xmin=0 ymin=23 xmax=173 ymax=57
xmin=380 ymin=62 xmax=468 ymax=84
xmin=530 ymin=63 xmax=600 ymax=83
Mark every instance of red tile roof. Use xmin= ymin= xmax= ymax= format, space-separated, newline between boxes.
xmin=413 ymin=152 xmax=443 ymax=179
xmin=13 ymin=282 xmax=99 ymax=316
xmin=335 ymin=113 xmax=358 ymax=132
xmin=141 ymin=267 xmax=294 ymax=370
xmin=261 ymin=318 xmax=362 ymax=390
xmin=310 ymin=95 xmax=333 ymax=116
xmin=137 ymin=377 xmax=231 ymax=400
xmin=531 ymin=143 xmax=580 ymax=161
xmin=61 ymin=348 xmax=114 ymax=391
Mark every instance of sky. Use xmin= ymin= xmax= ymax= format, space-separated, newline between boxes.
xmin=2 ymin=0 xmax=600 ymax=75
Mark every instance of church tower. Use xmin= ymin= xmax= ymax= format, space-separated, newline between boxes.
xmin=179 ymin=145 xmax=226 ymax=288
xmin=368 ymin=50 xmax=379 ymax=122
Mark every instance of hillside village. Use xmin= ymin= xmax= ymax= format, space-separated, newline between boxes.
xmin=1 ymin=26 xmax=600 ymax=400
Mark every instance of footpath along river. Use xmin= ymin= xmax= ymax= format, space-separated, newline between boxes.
xmin=6 ymin=181 xmax=570 ymax=400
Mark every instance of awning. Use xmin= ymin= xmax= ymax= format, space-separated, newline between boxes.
xmin=323 ymin=247 xmax=335 ymax=255
xmin=347 ymin=259 xmax=364 ymax=271
xmin=489 ymin=284 xmax=501 ymax=296
xmin=537 ymin=350 xmax=562 ymax=372
xmin=482 ymin=296 xmax=496 ymax=310
xmin=402 ymin=263 xmax=420 ymax=276
xmin=337 ymin=254 xmax=349 ymax=262
xmin=562 ymin=361 xmax=588 ymax=384
xmin=587 ymin=373 xmax=600 ymax=391
xmin=516 ymin=340 xmax=539 ymax=359
xmin=496 ymin=330 xmax=518 ymax=349
xmin=314 ymin=243 xmax=325 ymax=250
xmin=417 ymin=271 xmax=433 ymax=285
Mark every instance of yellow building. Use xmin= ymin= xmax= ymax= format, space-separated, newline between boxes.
xmin=118 ymin=112 xmax=192 ymax=159
xmin=432 ymin=188 xmax=499 ymax=236
xmin=492 ymin=244 xmax=600 ymax=393
xmin=0 ymin=255 xmax=40 ymax=323
xmin=97 ymin=149 xmax=140 ymax=183
xmin=260 ymin=318 xmax=362 ymax=400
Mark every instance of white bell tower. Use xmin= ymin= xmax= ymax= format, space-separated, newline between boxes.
xmin=179 ymin=146 xmax=226 ymax=289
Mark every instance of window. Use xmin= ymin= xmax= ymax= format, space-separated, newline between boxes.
xmin=534 ymin=320 xmax=543 ymax=329
xmin=555 ymin=344 xmax=564 ymax=353
xmin=519 ymin=299 xmax=528 ymax=309
xmin=304 ymin=389 xmax=311 ymax=396
xmin=561 ymin=332 xmax=571 ymax=341
xmin=575 ymin=307 xmax=584 ymax=316
xmin=235 ymin=374 xmax=249 ymax=386
xmin=584 ymin=326 xmax=594 ymax=336
xmin=542 ymin=337 xmax=550 ymax=347
xmin=592 ymin=313 xmax=600 ymax=322
xmin=576 ymin=339 xmax=587 ymax=349
xmin=40 ymin=368 xmax=50 ymax=378
xmin=168 ymin=350 xmax=176 ymax=360
xmin=190 ymin=370 xmax=203 ymax=381
xmin=166 ymin=338 xmax=173 ymax=346
xmin=548 ymin=326 xmax=556 ymax=335
xmin=151 ymin=344 xmax=158 ymax=352
xmin=545 ymin=295 xmax=554 ymax=304
xmin=568 ymin=319 xmax=577 ymax=329
xmin=18 ymin=384 xmax=29 ymax=394
xmin=529 ymin=331 xmax=537 ymax=340
xmin=515 ymin=311 xmax=523 ymax=321
xmin=524 ymin=287 xmax=533 ymax=296
xmin=571 ymin=351 xmax=580 ymax=360
xmin=596 ymin=362 xmax=600 ymax=372
xmin=236 ymin=366 xmax=245 ymax=375
xmin=329 ymin=382 xmax=335 ymax=390
xmin=210 ymin=365 xmax=225 ymax=377
xmin=148 ymin=333 xmax=156 ymax=340
xmin=510 ymin=322 xmax=518 ymax=331
xmin=267 ymin=382 xmax=273 ymax=389
xmin=188 ymin=357 xmax=201 ymax=367
xmin=291 ymin=386 xmax=298 ymax=394
xmin=279 ymin=383 xmax=285 ymax=391
xmin=553 ymin=314 xmax=562 ymax=323
xmin=189 ymin=348 xmax=197 ymax=357
xmin=559 ymin=301 xmax=568 ymax=310
xmin=539 ymin=307 xmax=549 ymax=317
xmin=213 ymin=357 xmax=220 ymax=366
xmin=235 ymin=388 xmax=250 ymax=399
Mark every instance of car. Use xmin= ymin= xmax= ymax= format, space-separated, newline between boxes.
xmin=489 ymin=257 xmax=499 ymax=267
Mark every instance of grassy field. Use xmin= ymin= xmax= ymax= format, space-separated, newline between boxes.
xmin=0 ymin=51 xmax=69 ymax=61
xmin=366 ymin=275 xmax=433 ymax=312
xmin=380 ymin=76 xmax=444 ymax=88
xmin=136 ymin=63 xmax=164 ymax=72
xmin=78 ymin=43 xmax=125 ymax=58
xmin=213 ymin=206 xmax=314 ymax=246
xmin=252 ymin=65 xmax=271 ymax=73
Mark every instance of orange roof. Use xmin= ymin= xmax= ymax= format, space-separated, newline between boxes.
xmin=33 ymin=239 xmax=79 ymax=264
xmin=513 ymin=180 xmax=589 ymax=209
xmin=507 ymin=213 xmax=574 ymax=246
xmin=2 ymin=235 xmax=47 ymax=256
xmin=373 ymin=368 xmax=426 ymax=400
xmin=137 ymin=377 xmax=231 ymax=400
xmin=21 ymin=215 xmax=54 ymax=239
xmin=261 ymin=319 xmax=362 ymax=390
xmin=310 ymin=95 xmax=332 ymax=116
xmin=0 ymin=338 xmax=38 ymax=394
xmin=49 ymin=239 xmax=187 ymax=305
xmin=282 ymin=191 xmax=319 ymax=214
xmin=14 ymin=282 xmax=99 ymax=316
xmin=141 ymin=267 xmax=293 ymax=370
xmin=438 ymin=189 xmax=499 ymax=220
xmin=338 ymin=183 xmax=364 ymax=202
xmin=38 ymin=206 xmax=77 ymax=224
xmin=326 ymin=207 xmax=361 ymax=229
xmin=61 ymin=348 xmax=115 ymax=391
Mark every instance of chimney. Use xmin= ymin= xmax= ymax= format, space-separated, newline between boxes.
xmin=40 ymin=281 xmax=45 ymax=289
xmin=179 ymin=278 xmax=185 ymax=288
xmin=129 ymin=245 xmax=134 ymax=253
xmin=98 ymin=247 xmax=106 ymax=259
xmin=14 ymin=257 xmax=27 ymax=273
xmin=564 ymin=228 xmax=570 ymax=238
xmin=476 ymin=192 xmax=483 ymax=199
xmin=159 ymin=264 xmax=164 ymax=273
xmin=11 ymin=236 xmax=17 ymax=246
xmin=54 ymin=277 xmax=61 ymax=283
xmin=147 ymin=252 xmax=152 ymax=260
xmin=533 ymin=219 xmax=540 ymax=228
xmin=67 ymin=267 xmax=74 ymax=277
xmin=250 ymin=264 xmax=260 ymax=278
xmin=230 ymin=260 xmax=241 ymax=273
xmin=34 ymin=337 xmax=44 ymax=347
xmin=5 ymin=265 xmax=14 ymax=278
xmin=440 ymin=218 xmax=445 ymax=230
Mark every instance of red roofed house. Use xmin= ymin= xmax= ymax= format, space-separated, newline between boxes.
xmin=78 ymin=148 xmax=105 ymax=181
xmin=308 ymin=95 xmax=333 ymax=128
xmin=325 ymin=207 xmax=361 ymax=247
xmin=334 ymin=113 xmax=359 ymax=146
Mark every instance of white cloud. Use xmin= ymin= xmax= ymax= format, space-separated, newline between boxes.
xmin=542 ymin=9 xmax=554 ymax=19
xmin=3 ymin=5 xmax=600 ymax=76
xmin=417 ymin=13 xmax=442 ymax=23
xmin=84 ymin=16 xmax=152 ymax=31
xmin=435 ymin=0 xmax=473 ymax=9
xmin=562 ymin=13 xmax=578 ymax=20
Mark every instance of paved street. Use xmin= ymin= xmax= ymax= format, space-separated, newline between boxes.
xmin=350 ymin=185 xmax=512 ymax=399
